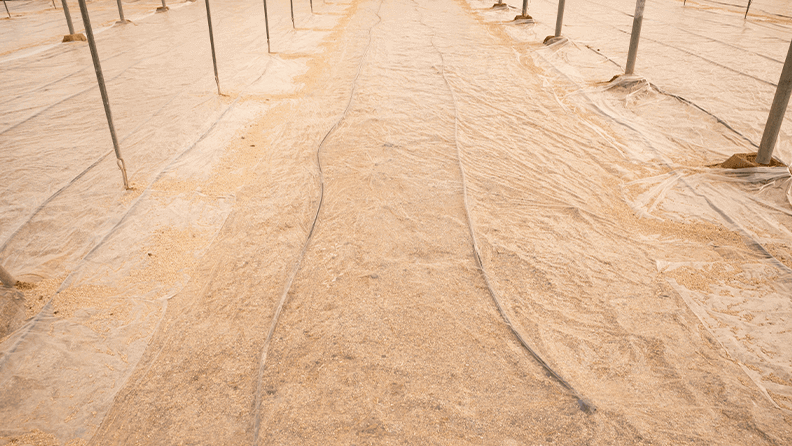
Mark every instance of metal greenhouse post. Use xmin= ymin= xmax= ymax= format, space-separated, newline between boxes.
xmin=204 ymin=0 xmax=222 ymax=95
xmin=756 ymin=39 xmax=792 ymax=165
xmin=61 ymin=0 xmax=87 ymax=41
xmin=62 ymin=0 xmax=76 ymax=34
xmin=625 ymin=0 xmax=646 ymax=75
xmin=76 ymin=0 xmax=131 ymax=189
xmin=262 ymin=0 xmax=271 ymax=53
xmin=115 ymin=0 xmax=129 ymax=23
xmin=554 ymin=0 xmax=566 ymax=38
xmin=514 ymin=0 xmax=531 ymax=20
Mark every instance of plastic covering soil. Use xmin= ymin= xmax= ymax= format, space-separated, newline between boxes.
xmin=1 ymin=0 xmax=791 ymax=443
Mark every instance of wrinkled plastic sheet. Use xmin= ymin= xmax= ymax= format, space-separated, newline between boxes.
xmin=1 ymin=0 xmax=792 ymax=442
xmin=0 ymin=0 xmax=342 ymax=441
xmin=469 ymin=0 xmax=792 ymax=415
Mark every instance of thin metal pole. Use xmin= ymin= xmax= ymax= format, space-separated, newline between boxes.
xmin=204 ymin=0 xmax=221 ymax=95
xmin=310 ymin=0 xmax=313 ymax=14
xmin=61 ymin=0 xmax=75 ymax=35
xmin=554 ymin=0 xmax=565 ymax=37
xmin=262 ymin=0 xmax=271 ymax=53
xmin=115 ymin=0 xmax=126 ymax=22
xmin=757 ymin=39 xmax=792 ymax=165
xmin=624 ymin=0 xmax=646 ymax=76
xmin=745 ymin=0 xmax=752 ymax=19
xmin=0 ymin=264 xmax=15 ymax=288
xmin=289 ymin=0 xmax=295 ymax=28
xmin=76 ymin=0 xmax=130 ymax=189
xmin=52 ymin=0 xmax=57 ymax=9
xmin=521 ymin=0 xmax=528 ymax=17
xmin=4 ymin=0 xmax=11 ymax=19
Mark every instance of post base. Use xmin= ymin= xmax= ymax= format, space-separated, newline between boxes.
xmin=714 ymin=153 xmax=786 ymax=169
xmin=513 ymin=14 xmax=533 ymax=22
xmin=115 ymin=19 xmax=132 ymax=25
xmin=543 ymin=35 xmax=567 ymax=45
xmin=606 ymin=74 xmax=646 ymax=90
xmin=491 ymin=2 xmax=507 ymax=8
xmin=62 ymin=33 xmax=87 ymax=42
xmin=156 ymin=5 xmax=169 ymax=12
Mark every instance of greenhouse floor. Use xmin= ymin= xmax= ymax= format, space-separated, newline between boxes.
xmin=1 ymin=0 xmax=792 ymax=444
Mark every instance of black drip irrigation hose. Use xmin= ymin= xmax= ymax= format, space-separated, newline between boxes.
xmin=413 ymin=0 xmax=595 ymax=414
xmin=250 ymin=1 xmax=385 ymax=443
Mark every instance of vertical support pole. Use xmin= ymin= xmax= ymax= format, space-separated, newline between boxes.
xmin=0 ymin=264 xmax=15 ymax=288
xmin=52 ymin=0 xmax=57 ymax=9
xmin=62 ymin=0 xmax=75 ymax=35
xmin=745 ymin=0 xmax=752 ymax=19
xmin=289 ymin=0 xmax=295 ymax=28
xmin=4 ymin=0 xmax=11 ymax=19
xmin=624 ymin=0 xmax=646 ymax=76
xmin=204 ymin=0 xmax=221 ymax=95
xmin=157 ymin=0 xmax=169 ymax=12
xmin=756 ymin=39 xmax=792 ymax=165
xmin=521 ymin=0 xmax=528 ymax=17
xmin=115 ymin=0 xmax=127 ymax=23
xmin=262 ymin=0 xmax=271 ymax=53
xmin=554 ymin=0 xmax=565 ymax=37
xmin=76 ymin=0 xmax=130 ymax=189
xmin=310 ymin=0 xmax=313 ymax=14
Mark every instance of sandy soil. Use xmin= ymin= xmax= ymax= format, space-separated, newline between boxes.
xmin=82 ymin=0 xmax=792 ymax=444
xmin=2 ymin=0 xmax=792 ymax=444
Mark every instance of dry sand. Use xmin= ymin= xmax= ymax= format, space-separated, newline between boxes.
xmin=3 ymin=0 xmax=792 ymax=443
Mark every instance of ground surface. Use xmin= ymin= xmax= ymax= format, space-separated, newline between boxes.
xmin=1 ymin=0 xmax=792 ymax=444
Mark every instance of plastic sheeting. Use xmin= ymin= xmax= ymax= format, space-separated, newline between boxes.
xmin=1 ymin=0 xmax=341 ymax=442
xmin=472 ymin=0 xmax=792 ymax=424
xmin=1 ymin=0 xmax=792 ymax=443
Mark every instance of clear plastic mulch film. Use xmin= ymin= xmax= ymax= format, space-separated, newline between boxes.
xmin=470 ymin=0 xmax=792 ymax=416
xmin=0 ymin=0 xmax=341 ymax=442
xmin=1 ymin=0 xmax=792 ymax=443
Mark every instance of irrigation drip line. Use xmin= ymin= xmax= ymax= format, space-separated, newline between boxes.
xmin=251 ymin=1 xmax=384 ymax=443
xmin=414 ymin=0 xmax=595 ymax=414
